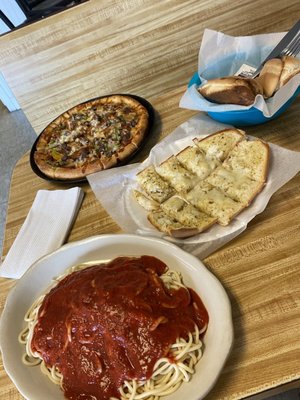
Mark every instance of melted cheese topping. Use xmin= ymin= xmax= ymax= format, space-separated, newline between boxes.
xmin=155 ymin=156 xmax=199 ymax=193
xmin=176 ymin=146 xmax=220 ymax=179
xmin=137 ymin=166 xmax=174 ymax=203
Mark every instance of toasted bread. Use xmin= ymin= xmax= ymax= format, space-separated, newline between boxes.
xmin=136 ymin=166 xmax=174 ymax=203
xmin=198 ymin=76 xmax=263 ymax=106
xmin=160 ymin=196 xmax=217 ymax=231
xmin=147 ymin=210 xmax=200 ymax=238
xmin=206 ymin=166 xmax=265 ymax=206
xmin=176 ymin=145 xmax=220 ymax=179
xmin=193 ymin=129 xmax=246 ymax=161
xmin=132 ymin=190 xmax=160 ymax=211
xmin=185 ymin=181 xmax=244 ymax=226
xmin=222 ymin=138 xmax=269 ymax=182
xmin=155 ymin=156 xmax=199 ymax=193
xmin=134 ymin=129 xmax=270 ymax=237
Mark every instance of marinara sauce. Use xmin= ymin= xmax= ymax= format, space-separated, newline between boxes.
xmin=31 ymin=256 xmax=208 ymax=400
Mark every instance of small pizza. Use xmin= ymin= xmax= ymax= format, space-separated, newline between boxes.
xmin=33 ymin=95 xmax=150 ymax=180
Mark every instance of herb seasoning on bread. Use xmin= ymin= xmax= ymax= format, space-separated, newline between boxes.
xmin=133 ymin=129 xmax=269 ymax=238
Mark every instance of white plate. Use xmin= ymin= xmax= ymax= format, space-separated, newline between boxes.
xmin=0 ymin=234 xmax=233 ymax=400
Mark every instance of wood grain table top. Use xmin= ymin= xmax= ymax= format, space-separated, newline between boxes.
xmin=0 ymin=1 xmax=300 ymax=399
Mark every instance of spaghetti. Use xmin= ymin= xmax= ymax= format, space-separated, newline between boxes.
xmin=19 ymin=256 xmax=208 ymax=400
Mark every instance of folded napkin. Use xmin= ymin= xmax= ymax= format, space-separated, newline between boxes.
xmin=0 ymin=187 xmax=84 ymax=279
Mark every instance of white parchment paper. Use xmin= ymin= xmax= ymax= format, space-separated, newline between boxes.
xmin=87 ymin=114 xmax=300 ymax=259
xmin=179 ymin=29 xmax=300 ymax=118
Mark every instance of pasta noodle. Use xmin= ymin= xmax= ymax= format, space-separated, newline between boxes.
xmin=19 ymin=258 xmax=208 ymax=400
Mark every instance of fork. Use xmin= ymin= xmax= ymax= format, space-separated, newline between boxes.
xmin=280 ymin=30 xmax=300 ymax=57
xmin=239 ymin=19 xmax=300 ymax=78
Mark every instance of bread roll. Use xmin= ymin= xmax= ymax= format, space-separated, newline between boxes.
xmin=278 ymin=56 xmax=300 ymax=87
xmin=247 ymin=77 xmax=264 ymax=97
xmin=255 ymin=58 xmax=283 ymax=98
xmin=198 ymin=76 xmax=263 ymax=106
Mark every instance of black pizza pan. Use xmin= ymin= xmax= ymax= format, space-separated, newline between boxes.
xmin=30 ymin=94 xmax=155 ymax=184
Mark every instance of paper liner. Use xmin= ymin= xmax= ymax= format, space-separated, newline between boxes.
xmin=88 ymin=114 xmax=300 ymax=258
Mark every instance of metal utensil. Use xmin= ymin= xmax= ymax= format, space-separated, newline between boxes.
xmin=240 ymin=19 xmax=300 ymax=78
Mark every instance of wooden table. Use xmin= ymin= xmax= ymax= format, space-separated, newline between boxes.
xmin=1 ymin=1 xmax=300 ymax=399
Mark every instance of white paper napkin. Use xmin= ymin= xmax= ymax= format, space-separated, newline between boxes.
xmin=179 ymin=29 xmax=300 ymax=118
xmin=0 ymin=187 xmax=84 ymax=279
xmin=87 ymin=114 xmax=300 ymax=259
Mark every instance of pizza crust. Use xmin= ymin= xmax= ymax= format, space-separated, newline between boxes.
xmin=116 ymin=142 xmax=139 ymax=163
xmin=33 ymin=152 xmax=56 ymax=179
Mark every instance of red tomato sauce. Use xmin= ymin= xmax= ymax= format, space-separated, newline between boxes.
xmin=31 ymin=256 xmax=208 ymax=400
